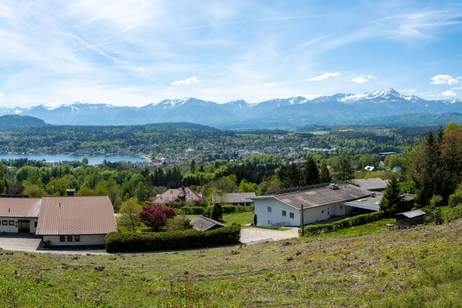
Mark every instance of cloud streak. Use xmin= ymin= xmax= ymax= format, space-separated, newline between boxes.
xmin=308 ymin=72 xmax=341 ymax=82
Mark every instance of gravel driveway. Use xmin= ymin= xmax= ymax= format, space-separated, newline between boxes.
xmin=240 ymin=227 xmax=299 ymax=244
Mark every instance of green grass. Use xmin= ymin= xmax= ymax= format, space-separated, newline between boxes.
xmin=223 ymin=211 xmax=254 ymax=226
xmin=309 ymin=218 xmax=395 ymax=239
xmin=1 ymin=220 xmax=462 ymax=306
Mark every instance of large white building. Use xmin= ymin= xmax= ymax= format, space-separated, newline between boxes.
xmin=0 ymin=196 xmax=116 ymax=247
xmin=254 ymin=184 xmax=372 ymax=227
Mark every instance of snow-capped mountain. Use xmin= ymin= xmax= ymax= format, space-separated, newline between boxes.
xmin=1 ymin=89 xmax=461 ymax=128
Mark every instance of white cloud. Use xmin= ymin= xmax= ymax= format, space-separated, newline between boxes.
xmin=308 ymin=72 xmax=341 ymax=82
xmin=263 ymin=82 xmax=277 ymax=87
xmin=0 ymin=92 xmax=4 ymax=98
xmin=431 ymin=74 xmax=461 ymax=86
xmin=441 ymin=90 xmax=457 ymax=97
xmin=351 ymin=75 xmax=376 ymax=84
xmin=171 ymin=76 xmax=201 ymax=86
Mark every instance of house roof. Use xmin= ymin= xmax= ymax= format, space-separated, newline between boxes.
xmin=351 ymin=178 xmax=388 ymax=191
xmin=257 ymin=184 xmax=371 ymax=209
xmin=152 ymin=187 xmax=203 ymax=204
xmin=216 ymin=192 xmax=256 ymax=204
xmin=0 ymin=198 xmax=41 ymax=218
xmin=36 ymin=196 xmax=117 ymax=235
xmin=344 ymin=192 xmax=383 ymax=211
xmin=190 ymin=216 xmax=225 ymax=231
xmin=396 ymin=209 xmax=426 ymax=219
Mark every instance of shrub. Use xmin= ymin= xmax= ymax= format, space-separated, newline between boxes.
xmin=179 ymin=206 xmax=206 ymax=215
xmin=430 ymin=195 xmax=445 ymax=208
xmin=140 ymin=204 xmax=176 ymax=231
xmin=222 ymin=205 xmax=254 ymax=213
xmin=166 ymin=216 xmax=191 ymax=231
xmin=443 ymin=204 xmax=462 ymax=223
xmin=449 ymin=189 xmax=462 ymax=207
xmin=303 ymin=212 xmax=383 ymax=235
xmin=105 ymin=225 xmax=241 ymax=253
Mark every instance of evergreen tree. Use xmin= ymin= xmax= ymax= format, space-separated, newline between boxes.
xmin=333 ymin=156 xmax=353 ymax=182
xmin=302 ymin=157 xmax=320 ymax=185
xmin=211 ymin=203 xmax=223 ymax=221
xmin=319 ymin=162 xmax=331 ymax=183
xmin=135 ymin=182 xmax=150 ymax=202
xmin=380 ymin=176 xmax=404 ymax=217
xmin=190 ymin=160 xmax=196 ymax=173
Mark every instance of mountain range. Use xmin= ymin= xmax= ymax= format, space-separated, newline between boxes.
xmin=0 ymin=115 xmax=48 ymax=128
xmin=1 ymin=89 xmax=461 ymax=129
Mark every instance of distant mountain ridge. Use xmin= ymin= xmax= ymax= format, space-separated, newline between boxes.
xmin=1 ymin=89 xmax=461 ymax=128
xmin=0 ymin=115 xmax=48 ymax=128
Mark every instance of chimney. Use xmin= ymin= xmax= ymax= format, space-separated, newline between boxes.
xmin=58 ymin=202 xmax=61 ymax=208
xmin=66 ymin=189 xmax=76 ymax=196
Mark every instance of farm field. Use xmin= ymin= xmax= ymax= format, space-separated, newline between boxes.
xmin=1 ymin=219 xmax=462 ymax=307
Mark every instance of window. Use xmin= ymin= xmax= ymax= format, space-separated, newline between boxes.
xmin=290 ymin=212 xmax=294 ymax=219
xmin=9 ymin=220 xmax=14 ymax=226
xmin=60 ymin=235 xmax=65 ymax=242
xmin=1 ymin=220 xmax=7 ymax=225
xmin=282 ymin=210 xmax=287 ymax=216
xmin=321 ymin=210 xmax=324 ymax=214
xmin=267 ymin=206 xmax=272 ymax=213
xmin=74 ymin=235 xmax=80 ymax=242
xmin=67 ymin=235 xmax=73 ymax=242
xmin=35 ymin=222 xmax=38 ymax=228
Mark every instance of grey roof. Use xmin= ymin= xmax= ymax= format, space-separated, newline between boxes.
xmin=258 ymin=184 xmax=371 ymax=209
xmin=216 ymin=192 xmax=256 ymax=204
xmin=401 ymin=193 xmax=416 ymax=202
xmin=351 ymin=178 xmax=388 ymax=191
xmin=396 ymin=209 xmax=426 ymax=219
xmin=190 ymin=216 xmax=225 ymax=231
xmin=344 ymin=192 xmax=383 ymax=211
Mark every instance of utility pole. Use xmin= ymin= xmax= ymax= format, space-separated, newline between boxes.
xmin=300 ymin=203 xmax=304 ymax=236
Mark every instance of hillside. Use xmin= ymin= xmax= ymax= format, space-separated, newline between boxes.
xmin=0 ymin=115 xmax=48 ymax=128
xmin=1 ymin=220 xmax=461 ymax=306
xmin=1 ymin=89 xmax=461 ymax=128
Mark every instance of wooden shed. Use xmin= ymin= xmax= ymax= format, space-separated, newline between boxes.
xmin=395 ymin=209 xmax=426 ymax=228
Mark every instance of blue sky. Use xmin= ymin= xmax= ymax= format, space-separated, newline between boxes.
xmin=0 ymin=0 xmax=461 ymax=107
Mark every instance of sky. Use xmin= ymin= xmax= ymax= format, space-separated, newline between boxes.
xmin=0 ymin=0 xmax=461 ymax=107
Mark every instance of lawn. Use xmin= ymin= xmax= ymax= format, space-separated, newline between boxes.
xmin=223 ymin=211 xmax=254 ymax=226
xmin=1 ymin=220 xmax=462 ymax=306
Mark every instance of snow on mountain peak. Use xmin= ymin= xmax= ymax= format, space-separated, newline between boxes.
xmin=340 ymin=88 xmax=416 ymax=102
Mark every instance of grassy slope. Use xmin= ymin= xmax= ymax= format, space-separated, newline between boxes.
xmin=1 ymin=220 xmax=462 ymax=307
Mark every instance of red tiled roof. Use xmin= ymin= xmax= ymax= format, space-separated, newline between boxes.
xmin=0 ymin=198 xmax=41 ymax=218
xmin=36 ymin=196 xmax=117 ymax=235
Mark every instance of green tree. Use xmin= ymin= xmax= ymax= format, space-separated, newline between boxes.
xmin=319 ymin=162 xmax=331 ymax=183
xmin=118 ymin=199 xmax=143 ymax=232
xmin=380 ymin=176 xmax=404 ymax=217
xmin=333 ymin=156 xmax=353 ymax=182
xmin=0 ymin=161 xmax=5 ymax=194
xmin=23 ymin=181 xmax=45 ymax=198
xmin=135 ymin=182 xmax=150 ymax=202
xmin=211 ymin=203 xmax=223 ymax=221
xmin=302 ymin=157 xmax=319 ymax=185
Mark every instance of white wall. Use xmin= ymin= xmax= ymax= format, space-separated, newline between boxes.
xmin=255 ymin=198 xmax=352 ymax=227
xmin=0 ymin=217 xmax=37 ymax=234
xmin=255 ymin=198 xmax=300 ymax=227
xmin=42 ymin=234 xmax=106 ymax=246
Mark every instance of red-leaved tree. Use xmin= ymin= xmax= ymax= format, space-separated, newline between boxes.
xmin=140 ymin=204 xmax=176 ymax=231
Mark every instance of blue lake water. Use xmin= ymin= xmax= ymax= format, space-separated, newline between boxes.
xmin=0 ymin=153 xmax=147 ymax=165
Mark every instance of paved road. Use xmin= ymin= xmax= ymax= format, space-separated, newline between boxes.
xmin=240 ymin=227 xmax=299 ymax=244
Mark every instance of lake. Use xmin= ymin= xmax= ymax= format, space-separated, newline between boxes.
xmin=0 ymin=153 xmax=147 ymax=165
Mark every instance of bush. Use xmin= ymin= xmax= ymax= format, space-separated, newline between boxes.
xmin=430 ymin=195 xmax=445 ymax=208
xmin=449 ymin=189 xmax=462 ymax=207
xmin=222 ymin=205 xmax=254 ymax=213
xmin=443 ymin=204 xmax=462 ymax=223
xmin=179 ymin=206 xmax=206 ymax=215
xmin=303 ymin=212 xmax=383 ymax=235
xmin=105 ymin=225 xmax=241 ymax=253
xmin=140 ymin=204 xmax=176 ymax=231
xmin=166 ymin=216 xmax=191 ymax=231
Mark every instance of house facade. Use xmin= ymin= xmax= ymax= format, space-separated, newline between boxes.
xmin=0 ymin=196 xmax=116 ymax=247
xmin=254 ymin=184 xmax=371 ymax=227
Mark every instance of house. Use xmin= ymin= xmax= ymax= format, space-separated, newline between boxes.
xmin=351 ymin=178 xmax=388 ymax=192
xmin=152 ymin=187 xmax=203 ymax=204
xmin=36 ymin=196 xmax=117 ymax=247
xmin=0 ymin=198 xmax=41 ymax=234
xmin=395 ymin=209 xmax=426 ymax=228
xmin=254 ymin=184 xmax=371 ymax=227
xmin=0 ymin=196 xmax=117 ymax=247
xmin=214 ymin=192 xmax=256 ymax=206
xmin=190 ymin=216 xmax=225 ymax=231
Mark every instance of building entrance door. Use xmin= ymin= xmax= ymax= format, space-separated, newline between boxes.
xmin=17 ymin=220 xmax=30 ymax=233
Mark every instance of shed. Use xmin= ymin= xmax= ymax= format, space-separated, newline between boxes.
xmin=190 ymin=216 xmax=225 ymax=231
xmin=395 ymin=209 xmax=426 ymax=228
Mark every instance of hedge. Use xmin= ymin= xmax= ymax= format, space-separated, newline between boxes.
xmin=105 ymin=225 xmax=241 ymax=253
xmin=179 ymin=206 xmax=206 ymax=215
xmin=222 ymin=205 xmax=254 ymax=213
xmin=303 ymin=212 xmax=383 ymax=235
